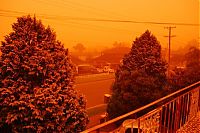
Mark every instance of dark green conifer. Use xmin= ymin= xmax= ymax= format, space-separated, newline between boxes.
xmin=0 ymin=15 xmax=88 ymax=132
xmin=107 ymin=30 xmax=167 ymax=119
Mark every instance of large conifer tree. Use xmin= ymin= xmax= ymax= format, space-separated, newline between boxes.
xmin=0 ymin=15 xmax=88 ymax=132
xmin=107 ymin=30 xmax=167 ymax=119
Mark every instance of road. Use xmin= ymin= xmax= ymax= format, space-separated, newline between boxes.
xmin=75 ymin=74 xmax=114 ymax=108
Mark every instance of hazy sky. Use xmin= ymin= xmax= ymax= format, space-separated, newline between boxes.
xmin=0 ymin=0 xmax=199 ymax=50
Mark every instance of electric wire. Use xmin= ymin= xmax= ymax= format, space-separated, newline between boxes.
xmin=0 ymin=9 xmax=199 ymax=26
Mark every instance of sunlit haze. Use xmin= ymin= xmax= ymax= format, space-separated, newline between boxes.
xmin=0 ymin=0 xmax=199 ymax=51
xmin=0 ymin=1 xmax=200 ymax=131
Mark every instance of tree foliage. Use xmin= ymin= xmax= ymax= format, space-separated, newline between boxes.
xmin=169 ymin=47 xmax=200 ymax=90
xmin=73 ymin=43 xmax=86 ymax=53
xmin=107 ymin=30 xmax=167 ymax=119
xmin=0 ymin=15 xmax=88 ymax=132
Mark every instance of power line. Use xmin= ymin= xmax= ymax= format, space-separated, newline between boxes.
xmin=35 ymin=0 xmax=128 ymax=20
xmin=0 ymin=11 xmax=197 ymax=51
xmin=0 ymin=9 xmax=199 ymax=26
xmin=0 ymin=11 xmax=140 ymax=34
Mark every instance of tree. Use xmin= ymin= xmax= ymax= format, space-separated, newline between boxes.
xmin=0 ymin=15 xmax=88 ymax=132
xmin=185 ymin=47 xmax=200 ymax=69
xmin=107 ymin=30 xmax=167 ymax=119
xmin=183 ymin=46 xmax=200 ymax=84
xmin=169 ymin=47 xmax=200 ymax=90
xmin=73 ymin=43 xmax=86 ymax=54
xmin=182 ymin=47 xmax=200 ymax=86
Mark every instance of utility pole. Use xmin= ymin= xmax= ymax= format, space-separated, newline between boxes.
xmin=164 ymin=26 xmax=176 ymax=78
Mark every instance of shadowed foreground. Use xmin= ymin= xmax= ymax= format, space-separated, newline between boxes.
xmin=81 ymin=81 xmax=200 ymax=133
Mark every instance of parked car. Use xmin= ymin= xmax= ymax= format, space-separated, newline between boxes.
xmin=77 ymin=64 xmax=99 ymax=75
xmin=103 ymin=66 xmax=114 ymax=73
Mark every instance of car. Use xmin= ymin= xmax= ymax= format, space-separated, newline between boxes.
xmin=120 ymin=119 xmax=140 ymax=133
xmin=103 ymin=66 xmax=115 ymax=73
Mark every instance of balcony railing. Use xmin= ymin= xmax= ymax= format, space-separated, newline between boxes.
xmin=81 ymin=81 xmax=200 ymax=133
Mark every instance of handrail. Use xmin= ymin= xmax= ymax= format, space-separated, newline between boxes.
xmin=81 ymin=81 xmax=200 ymax=133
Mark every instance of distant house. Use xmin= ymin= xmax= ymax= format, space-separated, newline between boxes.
xmin=91 ymin=46 xmax=130 ymax=70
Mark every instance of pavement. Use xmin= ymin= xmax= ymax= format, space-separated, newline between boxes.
xmin=75 ymin=78 xmax=114 ymax=108
xmin=177 ymin=112 xmax=200 ymax=133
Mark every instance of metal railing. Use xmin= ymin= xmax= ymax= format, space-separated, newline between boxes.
xmin=81 ymin=81 xmax=200 ymax=133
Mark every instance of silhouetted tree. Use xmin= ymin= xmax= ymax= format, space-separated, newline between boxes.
xmin=183 ymin=46 xmax=200 ymax=84
xmin=169 ymin=47 xmax=200 ymax=90
xmin=73 ymin=43 xmax=86 ymax=53
xmin=107 ymin=30 xmax=167 ymax=119
xmin=0 ymin=15 xmax=88 ymax=132
xmin=185 ymin=47 xmax=200 ymax=69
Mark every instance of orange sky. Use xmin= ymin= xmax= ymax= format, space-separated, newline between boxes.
xmin=0 ymin=0 xmax=199 ymax=51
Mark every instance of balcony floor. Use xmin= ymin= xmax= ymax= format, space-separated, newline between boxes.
xmin=177 ymin=112 xmax=200 ymax=133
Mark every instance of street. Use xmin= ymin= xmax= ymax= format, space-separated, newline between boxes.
xmin=75 ymin=74 xmax=114 ymax=108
